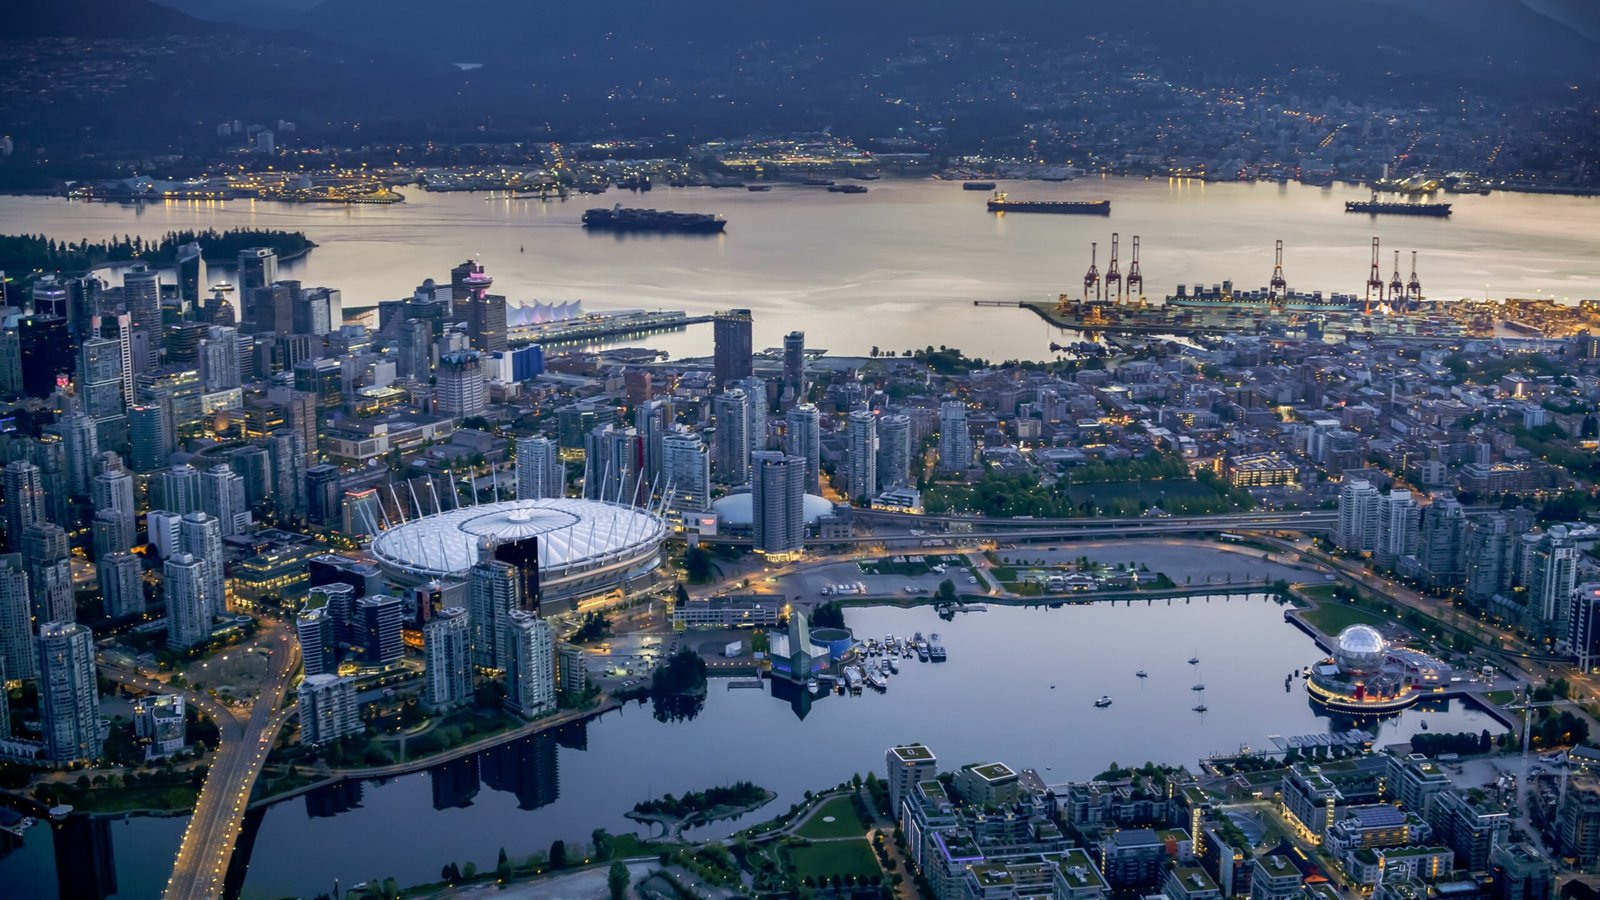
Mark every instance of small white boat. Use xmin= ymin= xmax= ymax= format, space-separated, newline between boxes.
xmin=1192 ymin=683 xmax=1206 ymax=691
xmin=1136 ymin=670 xmax=1148 ymax=678
xmin=1188 ymin=656 xmax=1200 ymax=665
xmin=1193 ymin=703 xmax=1208 ymax=713
xmin=807 ymin=678 xmax=819 ymax=694
xmin=1094 ymin=696 xmax=1113 ymax=708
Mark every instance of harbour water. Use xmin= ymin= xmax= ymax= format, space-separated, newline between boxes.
xmin=0 ymin=596 xmax=1507 ymax=898
xmin=1 ymin=178 xmax=1596 ymax=362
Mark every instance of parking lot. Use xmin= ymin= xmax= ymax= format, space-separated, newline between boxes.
xmin=776 ymin=554 xmax=989 ymax=604
xmin=580 ymin=631 xmax=673 ymax=685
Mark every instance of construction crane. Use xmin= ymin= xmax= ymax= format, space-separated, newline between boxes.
xmin=1388 ymin=251 xmax=1405 ymax=311
xmin=1105 ymin=233 xmax=1123 ymax=303
xmin=1083 ymin=242 xmax=1101 ymax=303
xmin=1126 ymin=235 xmax=1144 ymax=302
xmin=1270 ymin=239 xmax=1288 ymax=301
xmin=1365 ymin=236 xmax=1385 ymax=312
xmin=1506 ymin=693 xmax=1583 ymax=811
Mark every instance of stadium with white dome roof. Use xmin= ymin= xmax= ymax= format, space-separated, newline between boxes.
xmin=371 ymin=497 xmax=668 ymax=611
xmin=1304 ymin=624 xmax=1453 ymax=714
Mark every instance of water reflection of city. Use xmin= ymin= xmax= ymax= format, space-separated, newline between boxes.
xmin=1308 ymin=693 xmax=1465 ymax=733
xmin=0 ymin=812 xmax=121 ymax=900
xmin=219 ymin=720 xmax=590 ymax=898
xmin=293 ymin=721 xmax=590 ymax=818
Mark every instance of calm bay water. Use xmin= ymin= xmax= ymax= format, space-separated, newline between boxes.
xmin=0 ymin=597 xmax=1504 ymax=899
xmin=229 ymin=598 xmax=1500 ymax=898
xmin=3 ymin=179 xmax=1597 ymax=361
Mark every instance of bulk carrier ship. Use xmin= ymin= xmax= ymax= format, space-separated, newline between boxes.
xmin=986 ymin=191 xmax=1110 ymax=215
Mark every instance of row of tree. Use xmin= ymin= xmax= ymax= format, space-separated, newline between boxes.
xmin=923 ymin=455 xmax=1253 ymax=518
xmin=0 ymin=228 xmax=313 ymax=274
xmin=632 ymin=780 xmax=766 ymax=817
xmin=1410 ymin=730 xmax=1495 ymax=757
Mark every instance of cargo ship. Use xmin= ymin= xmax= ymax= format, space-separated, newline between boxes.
xmin=963 ymin=181 xmax=997 ymax=190
xmin=986 ymin=192 xmax=1110 ymax=215
xmin=827 ymin=184 xmax=868 ymax=194
xmin=581 ymin=205 xmax=726 ymax=234
xmin=1344 ymin=197 xmax=1451 ymax=217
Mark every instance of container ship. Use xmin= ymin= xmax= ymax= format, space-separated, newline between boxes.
xmin=986 ymin=192 xmax=1110 ymax=215
xmin=1344 ymin=198 xmax=1451 ymax=217
xmin=1166 ymin=281 xmax=1359 ymax=312
xmin=581 ymin=205 xmax=726 ymax=234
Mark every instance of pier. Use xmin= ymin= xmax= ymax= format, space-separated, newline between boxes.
xmin=508 ymin=311 xmax=711 ymax=347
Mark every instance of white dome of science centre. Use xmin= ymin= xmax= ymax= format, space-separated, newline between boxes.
xmin=1334 ymin=624 xmax=1387 ymax=676
xmin=371 ymin=498 xmax=666 ymax=587
xmin=710 ymin=492 xmax=834 ymax=527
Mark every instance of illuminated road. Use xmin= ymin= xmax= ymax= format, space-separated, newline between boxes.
xmin=700 ymin=511 xmax=1338 ymax=546
xmin=165 ymin=628 xmax=300 ymax=900
xmin=851 ymin=508 xmax=1338 ymax=530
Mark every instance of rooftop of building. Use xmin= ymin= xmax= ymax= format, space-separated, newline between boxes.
xmin=966 ymin=762 xmax=1018 ymax=783
xmin=1168 ymin=866 xmax=1219 ymax=893
xmin=969 ymin=863 xmax=1016 ymax=887
xmin=681 ymin=593 xmax=785 ymax=612
xmin=1397 ymin=753 xmax=1449 ymax=779
xmin=1257 ymin=853 xmax=1298 ymax=876
xmin=1056 ymin=849 xmax=1106 ymax=890
xmin=891 ymin=743 xmax=936 ymax=763
xmin=1110 ymin=828 xmax=1162 ymax=848
xmin=1339 ymin=804 xmax=1409 ymax=829
xmin=1304 ymin=882 xmax=1343 ymax=900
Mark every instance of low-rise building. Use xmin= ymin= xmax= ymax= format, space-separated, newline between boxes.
xmin=1052 ymin=848 xmax=1110 ymax=900
xmin=1280 ymin=758 xmax=1389 ymax=842
xmin=1389 ymin=753 xmax=1453 ymax=816
xmin=1248 ymin=852 xmax=1302 ymax=900
xmin=1227 ymin=452 xmax=1298 ymax=487
xmin=1344 ymin=845 xmax=1452 ymax=888
xmin=1489 ymin=842 xmax=1553 ymax=900
xmin=132 ymin=694 xmax=186 ymax=761
xmin=963 ymin=859 xmax=1059 ymax=899
xmin=1101 ymin=829 xmax=1168 ymax=887
xmin=1324 ymin=804 xmax=1433 ymax=854
xmin=1162 ymin=865 xmax=1223 ymax=900
xmin=670 ymin=593 xmax=784 ymax=629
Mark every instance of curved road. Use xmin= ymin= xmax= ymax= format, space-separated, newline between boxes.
xmin=165 ymin=627 xmax=300 ymax=900
xmin=99 ymin=663 xmax=242 ymax=729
